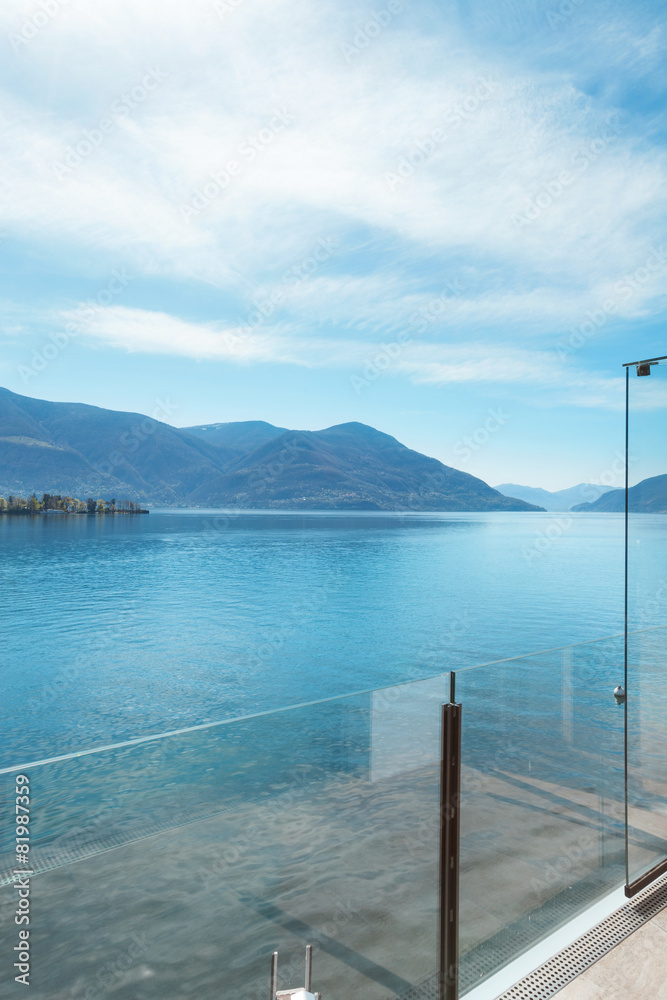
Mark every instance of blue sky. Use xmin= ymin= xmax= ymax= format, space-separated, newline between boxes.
xmin=1 ymin=0 xmax=666 ymax=490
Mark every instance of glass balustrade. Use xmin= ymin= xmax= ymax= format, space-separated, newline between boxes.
xmin=457 ymin=633 xmax=627 ymax=994
xmin=625 ymin=356 xmax=667 ymax=895
xmin=1 ymin=630 xmax=660 ymax=999
xmin=1 ymin=686 xmax=445 ymax=999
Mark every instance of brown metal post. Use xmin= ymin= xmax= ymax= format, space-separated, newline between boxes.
xmin=439 ymin=674 xmax=462 ymax=1000
xmin=270 ymin=951 xmax=278 ymax=1000
xmin=305 ymin=944 xmax=313 ymax=991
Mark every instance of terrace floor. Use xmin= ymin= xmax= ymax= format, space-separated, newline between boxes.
xmin=489 ymin=870 xmax=667 ymax=1000
xmin=556 ymin=905 xmax=667 ymax=999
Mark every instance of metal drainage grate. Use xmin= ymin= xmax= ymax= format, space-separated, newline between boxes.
xmin=0 ymin=801 xmax=244 ymax=887
xmin=495 ymin=871 xmax=667 ymax=1000
xmin=387 ymin=870 xmax=624 ymax=1000
xmin=457 ymin=867 xmax=624 ymax=991
xmin=389 ymin=871 xmax=667 ymax=1000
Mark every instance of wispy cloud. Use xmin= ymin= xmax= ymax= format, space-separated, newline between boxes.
xmin=1 ymin=0 xmax=666 ymax=468
xmin=1 ymin=0 xmax=666 ymax=311
xmin=54 ymin=303 xmax=667 ymax=411
xmin=61 ymin=305 xmax=301 ymax=365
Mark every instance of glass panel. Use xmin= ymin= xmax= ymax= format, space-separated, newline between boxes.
xmin=626 ymin=627 xmax=667 ymax=888
xmin=457 ymin=637 xmax=625 ymax=995
xmin=0 ymin=635 xmax=638 ymax=1000
xmin=0 ymin=676 xmax=449 ymax=1000
xmin=626 ymin=356 xmax=667 ymax=889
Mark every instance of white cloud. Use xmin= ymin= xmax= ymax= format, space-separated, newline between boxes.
xmin=54 ymin=303 xmax=667 ymax=411
xmin=61 ymin=305 xmax=303 ymax=364
xmin=0 ymin=0 xmax=665 ymax=423
xmin=0 ymin=0 xmax=665 ymax=303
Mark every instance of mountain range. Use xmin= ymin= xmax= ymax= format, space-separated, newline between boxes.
xmin=0 ymin=387 xmax=543 ymax=511
xmin=571 ymin=475 xmax=667 ymax=513
xmin=495 ymin=482 xmax=615 ymax=511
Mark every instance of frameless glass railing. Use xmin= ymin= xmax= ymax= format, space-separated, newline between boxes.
xmin=625 ymin=357 xmax=667 ymax=895
xmin=0 ymin=687 xmax=445 ymax=999
xmin=456 ymin=631 xmax=630 ymax=994
xmin=1 ymin=629 xmax=662 ymax=999
xmin=626 ymin=626 xmax=667 ymax=892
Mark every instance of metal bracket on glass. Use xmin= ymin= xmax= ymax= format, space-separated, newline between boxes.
xmin=622 ymin=355 xmax=667 ymax=377
xmin=271 ymin=945 xmax=321 ymax=1000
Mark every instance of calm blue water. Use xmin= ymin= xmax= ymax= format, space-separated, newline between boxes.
xmin=1 ymin=510 xmax=665 ymax=764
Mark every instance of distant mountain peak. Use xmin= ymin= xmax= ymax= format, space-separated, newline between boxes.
xmin=187 ymin=419 xmax=281 ymax=432
xmin=322 ymin=420 xmax=388 ymax=433
xmin=317 ymin=421 xmax=404 ymax=444
xmin=495 ymin=481 xmax=616 ymax=511
xmin=572 ymin=474 xmax=667 ymax=514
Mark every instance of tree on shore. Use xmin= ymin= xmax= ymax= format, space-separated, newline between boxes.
xmin=1 ymin=495 xmax=147 ymax=514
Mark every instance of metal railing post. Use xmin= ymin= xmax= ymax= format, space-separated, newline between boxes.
xmin=270 ymin=950 xmax=278 ymax=999
xmin=270 ymin=945 xmax=321 ymax=999
xmin=439 ymin=672 xmax=462 ymax=1000
xmin=305 ymin=944 xmax=313 ymax=991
